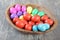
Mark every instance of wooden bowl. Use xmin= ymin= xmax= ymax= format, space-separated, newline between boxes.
xmin=5 ymin=4 xmax=58 ymax=34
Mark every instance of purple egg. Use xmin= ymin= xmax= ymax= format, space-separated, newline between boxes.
xmin=10 ymin=7 xmax=17 ymax=14
xmin=15 ymin=4 xmax=21 ymax=11
xmin=10 ymin=14 xmax=18 ymax=19
xmin=17 ymin=11 xmax=22 ymax=17
xmin=22 ymin=5 xmax=26 ymax=12
xmin=23 ymin=11 xmax=27 ymax=15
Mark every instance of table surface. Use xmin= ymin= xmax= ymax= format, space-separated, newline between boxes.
xmin=0 ymin=0 xmax=60 ymax=40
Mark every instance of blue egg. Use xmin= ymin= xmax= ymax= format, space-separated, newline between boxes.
xmin=44 ymin=23 xmax=50 ymax=30
xmin=37 ymin=23 xmax=50 ymax=32
xmin=38 ymin=24 xmax=46 ymax=32
xmin=17 ymin=11 xmax=22 ymax=17
xmin=32 ymin=25 xmax=38 ymax=32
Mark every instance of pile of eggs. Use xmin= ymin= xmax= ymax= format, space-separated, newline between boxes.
xmin=9 ymin=4 xmax=54 ymax=32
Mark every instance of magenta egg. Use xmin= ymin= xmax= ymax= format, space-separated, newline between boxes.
xmin=15 ymin=4 xmax=21 ymax=11
xmin=10 ymin=7 xmax=17 ymax=14
xmin=22 ymin=5 xmax=26 ymax=12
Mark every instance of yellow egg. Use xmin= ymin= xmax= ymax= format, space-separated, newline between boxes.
xmin=19 ymin=15 xmax=24 ymax=20
xmin=27 ymin=6 xmax=33 ymax=14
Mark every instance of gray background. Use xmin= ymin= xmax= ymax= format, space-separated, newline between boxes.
xmin=0 ymin=0 xmax=60 ymax=40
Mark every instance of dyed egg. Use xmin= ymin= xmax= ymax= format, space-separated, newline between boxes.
xmin=45 ymin=19 xmax=54 ymax=25
xmin=38 ymin=23 xmax=50 ymax=32
xmin=22 ymin=5 xmax=26 ymax=12
xmin=19 ymin=15 xmax=24 ymax=20
xmin=31 ymin=15 xmax=40 ymax=22
xmin=21 ymin=20 xmax=28 ymax=24
xmin=17 ymin=11 xmax=22 ymax=17
xmin=16 ymin=21 xmax=25 ymax=28
xmin=29 ymin=21 xmax=35 ymax=26
xmin=43 ymin=23 xmax=50 ymax=30
xmin=10 ymin=7 xmax=17 ymax=14
xmin=23 ymin=14 xmax=31 ymax=21
xmin=38 ymin=24 xmax=46 ymax=32
xmin=27 ymin=6 xmax=33 ymax=14
xmin=32 ymin=8 xmax=38 ymax=16
xmin=10 ymin=14 xmax=18 ymax=19
xmin=38 ymin=11 xmax=45 ymax=16
xmin=25 ymin=24 xmax=32 ymax=31
xmin=23 ymin=11 xmax=27 ymax=15
xmin=13 ymin=17 xmax=20 ymax=23
xmin=32 ymin=25 xmax=38 ymax=32
xmin=36 ymin=21 xmax=43 ymax=25
xmin=15 ymin=4 xmax=21 ymax=11
xmin=41 ymin=15 xmax=48 ymax=21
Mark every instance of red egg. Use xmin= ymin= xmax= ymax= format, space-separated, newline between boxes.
xmin=21 ymin=20 xmax=28 ymax=25
xmin=45 ymin=19 xmax=54 ymax=25
xmin=29 ymin=21 xmax=35 ymax=26
xmin=13 ymin=17 xmax=20 ymax=23
xmin=41 ymin=15 xmax=48 ymax=21
xmin=31 ymin=15 xmax=40 ymax=22
xmin=36 ymin=21 xmax=43 ymax=25
xmin=15 ymin=21 xmax=25 ymax=28
xmin=25 ymin=24 xmax=32 ymax=31
xmin=23 ymin=13 xmax=31 ymax=21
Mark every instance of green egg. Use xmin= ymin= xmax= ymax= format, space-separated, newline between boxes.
xmin=38 ymin=11 xmax=45 ymax=16
xmin=32 ymin=8 xmax=38 ymax=16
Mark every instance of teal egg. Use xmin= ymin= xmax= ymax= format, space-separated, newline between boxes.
xmin=32 ymin=25 xmax=38 ymax=32
xmin=38 ymin=11 xmax=45 ymax=16
xmin=38 ymin=23 xmax=50 ymax=32
xmin=32 ymin=8 xmax=38 ymax=16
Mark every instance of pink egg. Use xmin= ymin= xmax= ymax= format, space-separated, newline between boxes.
xmin=15 ymin=4 xmax=21 ymax=11
xmin=22 ymin=5 xmax=26 ymax=12
xmin=10 ymin=7 xmax=17 ymax=14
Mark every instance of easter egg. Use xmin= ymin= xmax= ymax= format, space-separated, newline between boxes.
xmin=32 ymin=8 xmax=38 ymax=16
xmin=31 ymin=15 xmax=40 ymax=22
xmin=41 ymin=15 xmax=48 ymax=21
xmin=38 ymin=11 xmax=45 ymax=16
xmin=16 ymin=21 xmax=25 ymax=28
xmin=38 ymin=24 xmax=46 ymax=32
xmin=10 ymin=14 xmax=18 ymax=19
xmin=25 ymin=24 xmax=32 ymax=31
xmin=15 ymin=4 xmax=21 ymax=11
xmin=36 ymin=21 xmax=43 ymax=25
xmin=22 ymin=5 xmax=26 ymax=12
xmin=43 ymin=23 xmax=50 ymax=30
xmin=32 ymin=25 xmax=38 ymax=32
xmin=45 ymin=19 xmax=54 ymax=25
xmin=19 ymin=15 xmax=24 ymax=20
xmin=23 ymin=14 xmax=31 ymax=21
xmin=29 ymin=21 xmax=35 ymax=26
xmin=17 ymin=11 xmax=22 ymax=17
xmin=13 ymin=17 xmax=20 ymax=23
xmin=21 ymin=20 xmax=28 ymax=25
xmin=10 ymin=7 xmax=17 ymax=14
xmin=27 ymin=6 xmax=33 ymax=14
xmin=23 ymin=11 xmax=27 ymax=15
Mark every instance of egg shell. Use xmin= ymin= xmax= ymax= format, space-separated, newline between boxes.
xmin=15 ymin=4 xmax=21 ymax=11
xmin=25 ymin=24 xmax=32 ymax=31
xmin=15 ymin=21 xmax=25 ymax=28
xmin=29 ymin=21 xmax=35 ymax=26
xmin=23 ymin=13 xmax=32 ymax=21
xmin=22 ymin=5 xmax=26 ymax=12
xmin=32 ymin=8 xmax=38 ymax=16
xmin=19 ymin=15 xmax=24 ymax=20
xmin=38 ymin=24 xmax=47 ymax=32
xmin=38 ymin=11 xmax=45 ymax=16
xmin=10 ymin=7 xmax=17 ymax=14
xmin=45 ymin=19 xmax=54 ymax=25
xmin=17 ymin=11 xmax=22 ymax=17
xmin=27 ymin=6 xmax=33 ymax=14
xmin=32 ymin=25 xmax=38 ymax=32
xmin=10 ymin=14 xmax=18 ymax=19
